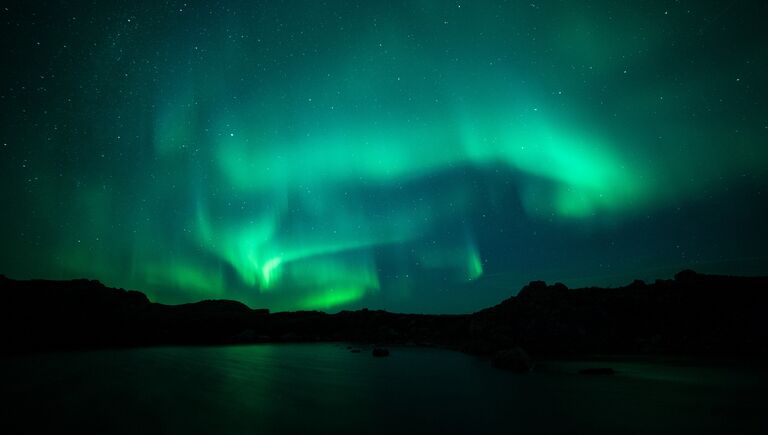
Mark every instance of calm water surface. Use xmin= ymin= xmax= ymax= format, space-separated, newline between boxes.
xmin=1 ymin=344 xmax=766 ymax=434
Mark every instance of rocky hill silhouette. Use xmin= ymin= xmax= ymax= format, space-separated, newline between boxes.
xmin=1 ymin=270 xmax=766 ymax=356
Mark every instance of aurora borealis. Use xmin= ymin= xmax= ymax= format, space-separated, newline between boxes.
xmin=1 ymin=1 xmax=767 ymax=312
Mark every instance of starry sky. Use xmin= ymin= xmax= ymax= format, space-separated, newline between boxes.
xmin=1 ymin=1 xmax=767 ymax=313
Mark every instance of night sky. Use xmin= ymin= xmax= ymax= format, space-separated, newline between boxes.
xmin=1 ymin=1 xmax=767 ymax=313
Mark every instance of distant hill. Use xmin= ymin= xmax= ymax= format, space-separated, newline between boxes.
xmin=1 ymin=270 xmax=767 ymax=356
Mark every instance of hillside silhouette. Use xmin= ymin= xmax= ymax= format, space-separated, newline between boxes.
xmin=1 ymin=270 xmax=766 ymax=356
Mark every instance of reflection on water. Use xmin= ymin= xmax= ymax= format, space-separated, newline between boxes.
xmin=1 ymin=344 xmax=766 ymax=434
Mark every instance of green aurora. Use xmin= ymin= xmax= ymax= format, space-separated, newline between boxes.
xmin=1 ymin=1 xmax=767 ymax=312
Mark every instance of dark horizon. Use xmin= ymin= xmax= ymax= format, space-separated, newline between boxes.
xmin=3 ymin=266 xmax=768 ymax=315
xmin=3 ymin=269 xmax=767 ymax=359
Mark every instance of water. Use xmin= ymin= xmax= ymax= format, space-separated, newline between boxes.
xmin=1 ymin=344 xmax=766 ymax=434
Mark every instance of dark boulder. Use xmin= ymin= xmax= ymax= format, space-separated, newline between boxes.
xmin=372 ymin=347 xmax=390 ymax=357
xmin=492 ymin=348 xmax=533 ymax=372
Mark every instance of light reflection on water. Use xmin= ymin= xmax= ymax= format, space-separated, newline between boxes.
xmin=1 ymin=344 xmax=766 ymax=434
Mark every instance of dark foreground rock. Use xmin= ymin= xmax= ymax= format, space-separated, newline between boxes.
xmin=1 ymin=270 xmax=767 ymax=357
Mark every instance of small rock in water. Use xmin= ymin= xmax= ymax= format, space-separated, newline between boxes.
xmin=578 ymin=367 xmax=615 ymax=375
xmin=492 ymin=347 xmax=533 ymax=372
xmin=372 ymin=348 xmax=390 ymax=357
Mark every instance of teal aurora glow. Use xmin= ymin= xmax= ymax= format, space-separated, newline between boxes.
xmin=1 ymin=1 xmax=767 ymax=312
